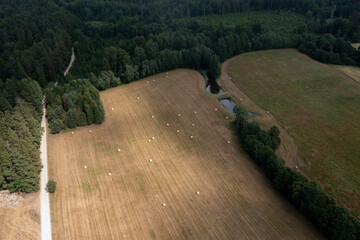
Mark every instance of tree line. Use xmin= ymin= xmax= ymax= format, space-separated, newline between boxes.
xmin=0 ymin=78 xmax=43 ymax=192
xmin=232 ymin=106 xmax=360 ymax=240
xmin=45 ymin=78 xmax=105 ymax=134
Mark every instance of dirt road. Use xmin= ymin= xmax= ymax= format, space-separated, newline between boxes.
xmin=40 ymin=98 xmax=52 ymax=240
xmin=63 ymin=47 xmax=75 ymax=77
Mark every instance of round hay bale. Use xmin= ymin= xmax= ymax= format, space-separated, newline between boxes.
xmin=149 ymin=159 xmax=153 ymax=162
xmin=178 ymin=113 xmax=181 ymax=117
xmin=151 ymin=115 xmax=154 ymax=118
xmin=166 ymin=123 xmax=169 ymax=126
xmin=137 ymin=97 xmax=140 ymax=100
xmin=194 ymin=111 xmax=197 ymax=114
xmin=267 ymin=111 xmax=270 ymax=114
xmin=111 ymin=107 xmax=114 ymax=111
xmin=84 ymin=166 xmax=87 ymax=169
xmin=240 ymin=98 xmax=243 ymax=101
xmin=71 ymin=132 xmax=74 ymax=134
xmin=89 ymin=130 xmax=92 ymax=133
xmin=294 ymin=166 xmax=299 ymax=169
xmin=151 ymin=137 xmax=155 ymax=140
xmin=166 ymin=72 xmax=168 ymax=74
xmin=225 ymin=117 xmax=228 ymax=119
xmin=108 ymin=173 xmax=112 ymax=176
xmin=196 ymin=191 xmax=200 ymax=195
xmin=230 ymin=77 xmax=232 ymax=80
xmin=162 ymin=203 xmax=166 ymax=207
xmin=148 ymin=139 xmax=151 ymax=143
xmin=176 ymin=130 xmax=180 ymax=133
xmin=153 ymin=79 xmax=155 ymax=82
xmin=192 ymin=124 xmax=195 ymax=126
xmin=190 ymin=136 xmax=193 ymax=139
xmin=117 ymin=149 xmax=121 ymax=152
xmin=147 ymin=81 xmax=149 ymax=83
xmin=227 ymin=141 xmax=231 ymax=144
xmin=215 ymin=108 xmax=217 ymax=111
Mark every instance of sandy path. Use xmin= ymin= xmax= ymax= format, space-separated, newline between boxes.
xmin=63 ymin=47 xmax=75 ymax=77
xmin=40 ymin=98 xmax=52 ymax=240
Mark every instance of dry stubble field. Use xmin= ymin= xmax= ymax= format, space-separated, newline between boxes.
xmin=48 ymin=69 xmax=322 ymax=239
xmin=0 ymin=192 xmax=40 ymax=240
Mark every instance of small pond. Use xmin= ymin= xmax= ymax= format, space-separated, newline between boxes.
xmin=219 ymin=98 xmax=259 ymax=118
xmin=205 ymin=71 xmax=224 ymax=94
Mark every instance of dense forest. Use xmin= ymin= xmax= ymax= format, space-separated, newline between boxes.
xmin=45 ymin=79 xmax=105 ymax=133
xmin=0 ymin=0 xmax=360 ymax=230
xmin=0 ymin=78 xmax=43 ymax=192
xmin=1 ymin=0 xmax=360 ymax=88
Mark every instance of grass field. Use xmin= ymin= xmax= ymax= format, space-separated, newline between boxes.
xmin=48 ymin=69 xmax=322 ymax=239
xmin=0 ymin=193 xmax=40 ymax=239
xmin=227 ymin=49 xmax=360 ymax=217
xmin=331 ymin=64 xmax=360 ymax=84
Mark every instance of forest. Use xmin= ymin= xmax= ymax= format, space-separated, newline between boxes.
xmin=1 ymin=1 xmax=360 ymax=233
xmin=0 ymin=78 xmax=43 ymax=192
xmin=1 ymin=0 xmax=360 ymax=88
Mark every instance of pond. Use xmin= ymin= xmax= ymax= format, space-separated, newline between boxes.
xmin=219 ymin=98 xmax=259 ymax=118
xmin=205 ymin=71 xmax=224 ymax=94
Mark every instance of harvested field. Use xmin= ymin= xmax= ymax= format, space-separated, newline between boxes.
xmin=0 ymin=192 xmax=40 ymax=240
xmin=227 ymin=49 xmax=360 ymax=217
xmin=48 ymin=69 xmax=322 ymax=239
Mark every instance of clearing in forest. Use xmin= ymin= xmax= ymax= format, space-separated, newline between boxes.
xmin=227 ymin=49 xmax=360 ymax=217
xmin=48 ymin=69 xmax=322 ymax=239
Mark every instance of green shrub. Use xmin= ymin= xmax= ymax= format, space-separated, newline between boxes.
xmin=47 ymin=180 xmax=57 ymax=193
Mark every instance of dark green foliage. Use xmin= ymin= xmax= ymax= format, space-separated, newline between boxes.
xmin=65 ymin=109 xmax=79 ymax=129
xmin=46 ymin=79 xmax=105 ymax=133
xmin=291 ymin=181 xmax=335 ymax=221
xmin=318 ymin=205 xmax=360 ymax=240
xmin=49 ymin=119 xmax=63 ymax=134
xmin=268 ymin=126 xmax=281 ymax=149
xmin=20 ymin=78 xmax=43 ymax=120
xmin=0 ymin=77 xmax=43 ymax=193
xmin=209 ymin=55 xmax=221 ymax=78
xmin=92 ymin=71 xmax=121 ymax=90
xmin=47 ymin=180 xmax=57 ymax=193
xmin=1 ymin=0 xmax=360 ymax=91
xmin=297 ymin=33 xmax=359 ymax=66
xmin=233 ymin=105 xmax=360 ymax=239
xmin=272 ymin=167 xmax=308 ymax=197
xmin=0 ymin=102 xmax=42 ymax=193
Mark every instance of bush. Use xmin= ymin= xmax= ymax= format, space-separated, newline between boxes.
xmin=47 ymin=180 xmax=57 ymax=193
